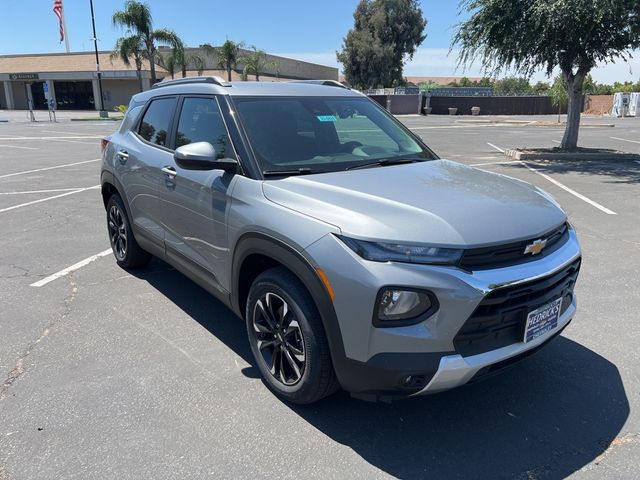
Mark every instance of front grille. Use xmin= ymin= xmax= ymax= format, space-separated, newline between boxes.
xmin=453 ymin=258 xmax=581 ymax=357
xmin=459 ymin=223 xmax=570 ymax=271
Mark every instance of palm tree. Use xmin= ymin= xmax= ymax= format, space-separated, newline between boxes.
xmin=112 ymin=0 xmax=181 ymax=84
xmin=240 ymin=46 xmax=276 ymax=81
xmin=157 ymin=51 xmax=177 ymax=79
xmin=111 ymin=35 xmax=146 ymax=91
xmin=207 ymin=40 xmax=244 ymax=81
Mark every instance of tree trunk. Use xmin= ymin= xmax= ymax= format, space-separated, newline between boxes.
xmin=560 ymin=72 xmax=585 ymax=151
xmin=148 ymin=41 xmax=157 ymax=85
xmin=227 ymin=66 xmax=232 ymax=82
xmin=182 ymin=64 xmax=187 ymax=78
xmin=136 ymin=68 xmax=143 ymax=92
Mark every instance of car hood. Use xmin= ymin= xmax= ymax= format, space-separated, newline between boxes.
xmin=262 ymin=160 xmax=566 ymax=247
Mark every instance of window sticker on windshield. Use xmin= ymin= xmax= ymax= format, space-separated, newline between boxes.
xmin=317 ymin=115 xmax=337 ymax=122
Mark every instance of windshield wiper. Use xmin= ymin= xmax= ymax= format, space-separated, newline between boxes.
xmin=345 ymin=156 xmax=423 ymax=171
xmin=262 ymin=167 xmax=316 ymax=177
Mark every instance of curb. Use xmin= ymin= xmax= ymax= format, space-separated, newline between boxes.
xmin=505 ymin=149 xmax=640 ymax=161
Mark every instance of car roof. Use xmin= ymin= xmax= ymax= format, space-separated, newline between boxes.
xmin=131 ymin=77 xmax=363 ymax=104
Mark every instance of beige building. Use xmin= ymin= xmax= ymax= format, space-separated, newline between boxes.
xmin=0 ymin=49 xmax=339 ymax=111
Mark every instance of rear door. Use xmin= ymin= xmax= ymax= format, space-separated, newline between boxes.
xmin=157 ymin=95 xmax=238 ymax=285
xmin=115 ymin=96 xmax=177 ymax=246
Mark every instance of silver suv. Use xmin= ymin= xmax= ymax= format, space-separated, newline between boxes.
xmin=100 ymin=77 xmax=581 ymax=404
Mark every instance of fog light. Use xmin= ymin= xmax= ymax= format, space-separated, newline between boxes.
xmin=374 ymin=288 xmax=437 ymax=327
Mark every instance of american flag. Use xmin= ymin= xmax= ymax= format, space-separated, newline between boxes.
xmin=53 ymin=0 xmax=64 ymax=42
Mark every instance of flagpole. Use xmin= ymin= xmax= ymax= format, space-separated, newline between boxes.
xmin=61 ymin=0 xmax=70 ymax=52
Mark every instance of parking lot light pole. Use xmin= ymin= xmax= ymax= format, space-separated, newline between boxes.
xmin=89 ymin=0 xmax=107 ymax=118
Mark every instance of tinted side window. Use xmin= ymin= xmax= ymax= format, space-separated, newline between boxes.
xmin=175 ymin=97 xmax=235 ymax=159
xmin=138 ymin=97 xmax=176 ymax=147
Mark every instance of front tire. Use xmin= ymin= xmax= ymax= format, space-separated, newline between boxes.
xmin=106 ymin=194 xmax=151 ymax=269
xmin=246 ymin=267 xmax=338 ymax=404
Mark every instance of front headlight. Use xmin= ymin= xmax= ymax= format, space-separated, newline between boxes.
xmin=338 ymin=235 xmax=463 ymax=265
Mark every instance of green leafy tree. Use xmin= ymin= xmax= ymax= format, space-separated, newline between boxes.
xmin=337 ymin=0 xmax=427 ymax=89
xmin=112 ymin=0 xmax=182 ymax=85
xmin=111 ymin=35 xmax=146 ymax=91
xmin=532 ymin=81 xmax=551 ymax=95
xmin=550 ymin=75 xmax=568 ymax=123
xmin=453 ymin=0 xmax=640 ymax=151
xmin=493 ymin=77 xmax=533 ymax=96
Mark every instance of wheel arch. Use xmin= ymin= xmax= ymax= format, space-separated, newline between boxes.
xmin=231 ymin=233 xmax=348 ymax=374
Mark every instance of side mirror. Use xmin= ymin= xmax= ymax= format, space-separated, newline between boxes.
xmin=174 ymin=142 xmax=238 ymax=173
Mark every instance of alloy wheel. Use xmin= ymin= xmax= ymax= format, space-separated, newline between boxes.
xmin=108 ymin=204 xmax=127 ymax=261
xmin=252 ymin=292 xmax=306 ymax=386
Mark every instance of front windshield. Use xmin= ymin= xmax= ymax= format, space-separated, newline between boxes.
xmin=232 ymin=96 xmax=435 ymax=173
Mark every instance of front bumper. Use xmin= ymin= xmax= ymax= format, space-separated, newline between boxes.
xmin=412 ymin=297 xmax=575 ymax=396
xmin=305 ymin=228 xmax=581 ymax=396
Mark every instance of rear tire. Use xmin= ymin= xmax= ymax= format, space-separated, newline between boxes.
xmin=106 ymin=194 xmax=151 ymax=269
xmin=246 ymin=267 xmax=339 ymax=404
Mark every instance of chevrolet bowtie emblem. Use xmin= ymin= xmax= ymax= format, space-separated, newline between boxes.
xmin=524 ymin=239 xmax=547 ymax=255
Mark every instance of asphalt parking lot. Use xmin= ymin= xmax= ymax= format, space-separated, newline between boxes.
xmin=1 ymin=109 xmax=639 ymax=479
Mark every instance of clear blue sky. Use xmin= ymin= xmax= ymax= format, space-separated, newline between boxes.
xmin=1 ymin=0 xmax=637 ymax=83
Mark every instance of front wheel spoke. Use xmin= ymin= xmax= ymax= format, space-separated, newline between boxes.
xmin=285 ymin=319 xmax=300 ymax=336
xmin=278 ymin=350 xmax=287 ymax=383
xmin=277 ymin=302 xmax=289 ymax=327
xmin=286 ymin=342 xmax=305 ymax=362
xmin=269 ymin=346 xmax=280 ymax=374
xmin=256 ymin=300 xmax=277 ymax=329
xmin=257 ymin=338 xmax=275 ymax=351
xmin=283 ymin=348 xmax=301 ymax=380
xmin=253 ymin=321 xmax=271 ymax=334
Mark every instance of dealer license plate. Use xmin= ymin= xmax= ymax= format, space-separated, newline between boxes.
xmin=524 ymin=298 xmax=562 ymax=343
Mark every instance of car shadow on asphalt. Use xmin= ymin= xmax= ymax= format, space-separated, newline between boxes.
xmin=136 ymin=260 xmax=629 ymax=479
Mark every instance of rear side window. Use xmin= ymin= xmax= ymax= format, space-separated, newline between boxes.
xmin=175 ymin=97 xmax=235 ymax=159
xmin=118 ymin=105 xmax=143 ymax=134
xmin=138 ymin=97 xmax=176 ymax=147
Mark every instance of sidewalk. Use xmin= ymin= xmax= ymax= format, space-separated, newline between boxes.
xmin=0 ymin=109 xmax=117 ymax=123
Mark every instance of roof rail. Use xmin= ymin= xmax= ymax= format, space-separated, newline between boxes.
xmin=289 ymin=79 xmax=349 ymax=89
xmin=152 ymin=76 xmax=231 ymax=89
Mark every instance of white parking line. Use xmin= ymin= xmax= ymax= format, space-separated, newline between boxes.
xmin=48 ymin=138 xmax=99 ymax=145
xmin=611 ymin=136 xmax=640 ymax=145
xmin=30 ymin=249 xmax=112 ymax=287
xmin=0 ymin=158 xmax=100 ymax=179
xmin=552 ymin=140 xmax=561 ymax=144
xmin=0 ymin=185 xmax=100 ymax=214
xmin=0 ymin=144 xmax=38 ymax=150
xmin=521 ymin=163 xmax=617 ymax=215
xmin=487 ymin=142 xmax=505 ymax=153
xmin=0 ymin=187 xmax=89 ymax=195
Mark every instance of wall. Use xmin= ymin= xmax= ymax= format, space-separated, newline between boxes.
xmin=170 ymin=48 xmax=339 ymax=81
xmin=426 ymin=95 xmax=574 ymax=115
xmin=584 ymin=95 xmax=613 ymax=115
xmin=101 ymin=79 xmax=142 ymax=110
xmin=367 ymin=95 xmax=422 ymax=114
xmin=11 ymin=82 xmax=28 ymax=109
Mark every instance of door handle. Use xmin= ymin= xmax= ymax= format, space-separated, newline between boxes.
xmin=116 ymin=150 xmax=129 ymax=162
xmin=162 ymin=166 xmax=177 ymax=178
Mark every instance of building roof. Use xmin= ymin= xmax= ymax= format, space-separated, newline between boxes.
xmin=0 ymin=51 xmax=160 ymax=74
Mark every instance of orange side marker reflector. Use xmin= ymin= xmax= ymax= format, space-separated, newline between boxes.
xmin=315 ymin=268 xmax=335 ymax=301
